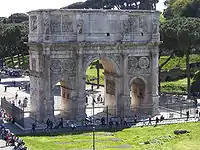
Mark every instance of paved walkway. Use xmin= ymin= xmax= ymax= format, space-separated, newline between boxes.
xmin=0 ymin=140 xmax=14 ymax=150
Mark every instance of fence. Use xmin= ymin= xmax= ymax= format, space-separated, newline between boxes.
xmin=0 ymin=95 xmax=198 ymax=129
xmin=1 ymin=98 xmax=24 ymax=127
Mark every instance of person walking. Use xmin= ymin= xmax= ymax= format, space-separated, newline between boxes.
xmin=148 ymin=116 xmax=152 ymax=126
xmin=32 ymin=123 xmax=36 ymax=133
xmin=155 ymin=117 xmax=159 ymax=127
xmin=15 ymin=93 xmax=18 ymax=100
xmin=195 ymin=109 xmax=199 ymax=120
xmin=186 ymin=111 xmax=189 ymax=121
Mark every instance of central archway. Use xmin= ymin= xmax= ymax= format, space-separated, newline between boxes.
xmin=83 ymin=55 xmax=121 ymax=117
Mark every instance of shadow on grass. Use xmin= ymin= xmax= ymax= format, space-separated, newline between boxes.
xmin=19 ymin=126 xmax=131 ymax=137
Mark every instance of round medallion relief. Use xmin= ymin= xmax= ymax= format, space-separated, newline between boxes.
xmin=63 ymin=59 xmax=76 ymax=71
xmin=50 ymin=59 xmax=62 ymax=72
xmin=139 ymin=57 xmax=149 ymax=69
xmin=128 ymin=57 xmax=138 ymax=69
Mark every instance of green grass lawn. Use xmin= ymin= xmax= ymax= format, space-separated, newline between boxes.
xmin=159 ymin=54 xmax=200 ymax=71
xmin=86 ymin=68 xmax=104 ymax=84
xmin=22 ymin=122 xmax=200 ymax=150
xmin=160 ymin=78 xmax=189 ymax=94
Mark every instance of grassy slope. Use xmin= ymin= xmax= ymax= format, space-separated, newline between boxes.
xmin=22 ymin=122 xmax=200 ymax=150
xmin=159 ymin=54 xmax=200 ymax=71
xmin=160 ymin=78 xmax=188 ymax=93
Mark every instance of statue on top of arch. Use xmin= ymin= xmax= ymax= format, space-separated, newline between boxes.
xmin=62 ymin=0 xmax=159 ymax=10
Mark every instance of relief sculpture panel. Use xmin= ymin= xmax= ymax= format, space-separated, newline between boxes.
xmin=152 ymin=17 xmax=159 ymax=34
xmin=30 ymin=16 xmax=37 ymax=32
xmin=106 ymin=79 xmax=115 ymax=95
xmin=50 ymin=59 xmax=62 ymax=73
xmin=50 ymin=15 xmax=61 ymax=33
xmin=123 ymin=15 xmax=138 ymax=34
xmin=139 ymin=16 xmax=148 ymax=33
xmin=62 ymin=15 xmax=73 ymax=32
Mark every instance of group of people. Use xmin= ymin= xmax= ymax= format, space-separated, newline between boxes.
xmin=8 ymin=93 xmax=28 ymax=108
xmin=106 ymin=115 xmax=166 ymax=129
xmin=0 ymin=109 xmax=27 ymax=150
xmin=36 ymin=118 xmax=64 ymax=133
xmin=85 ymin=94 xmax=105 ymax=105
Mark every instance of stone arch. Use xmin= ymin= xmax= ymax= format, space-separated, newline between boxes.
xmin=51 ymin=72 xmax=75 ymax=119
xmin=130 ymin=77 xmax=147 ymax=110
xmin=83 ymin=54 xmax=120 ymax=75
xmin=83 ymin=54 xmax=121 ymax=113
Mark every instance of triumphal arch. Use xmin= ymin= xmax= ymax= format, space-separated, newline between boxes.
xmin=28 ymin=9 xmax=160 ymax=122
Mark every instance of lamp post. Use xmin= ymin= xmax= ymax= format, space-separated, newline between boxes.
xmin=92 ymin=96 xmax=95 ymax=150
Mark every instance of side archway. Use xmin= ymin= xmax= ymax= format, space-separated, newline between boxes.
xmin=130 ymin=77 xmax=147 ymax=111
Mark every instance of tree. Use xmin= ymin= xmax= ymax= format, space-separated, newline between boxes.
xmin=63 ymin=0 xmax=159 ymax=10
xmin=0 ymin=24 xmax=27 ymax=68
xmin=7 ymin=13 xmax=29 ymax=24
xmin=160 ymin=17 xmax=200 ymax=97
xmin=163 ymin=0 xmax=200 ymax=19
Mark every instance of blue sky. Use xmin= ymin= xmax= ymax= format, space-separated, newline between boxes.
xmin=0 ymin=0 xmax=165 ymax=17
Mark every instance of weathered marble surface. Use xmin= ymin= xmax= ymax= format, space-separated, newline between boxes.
xmin=28 ymin=9 xmax=160 ymax=122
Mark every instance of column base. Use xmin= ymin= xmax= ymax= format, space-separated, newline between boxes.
xmin=152 ymin=95 xmax=160 ymax=116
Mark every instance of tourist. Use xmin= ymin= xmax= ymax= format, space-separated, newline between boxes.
xmin=124 ymin=117 xmax=128 ymax=127
xmin=46 ymin=118 xmax=50 ymax=129
xmin=155 ymin=117 xmax=159 ymax=127
xmin=109 ymin=119 xmax=113 ymax=128
xmin=32 ymin=123 xmax=36 ymax=133
xmin=134 ymin=115 xmax=137 ymax=124
xmin=4 ymin=86 xmax=7 ymax=92
xmin=85 ymin=96 xmax=88 ymax=105
xmin=49 ymin=121 xmax=53 ymax=129
xmin=148 ymin=116 xmax=152 ymax=126
xmin=186 ymin=111 xmax=189 ymax=121
xmin=15 ymin=93 xmax=18 ymax=100
xmin=101 ymin=117 xmax=105 ymax=126
xmin=195 ymin=109 xmax=199 ymax=119
xmin=18 ymin=100 xmax=21 ymax=107
xmin=91 ymin=84 xmax=94 ymax=91
xmin=160 ymin=115 xmax=164 ymax=122
xmin=71 ymin=123 xmax=76 ymax=131
xmin=59 ymin=118 xmax=63 ymax=128
xmin=115 ymin=121 xmax=119 ymax=128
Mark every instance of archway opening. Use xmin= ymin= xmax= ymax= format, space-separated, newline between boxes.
xmin=130 ymin=78 xmax=146 ymax=111
xmin=52 ymin=80 xmax=72 ymax=119
xmin=84 ymin=57 xmax=119 ymax=119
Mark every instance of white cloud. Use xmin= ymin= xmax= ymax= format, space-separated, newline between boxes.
xmin=0 ymin=0 xmax=165 ymax=17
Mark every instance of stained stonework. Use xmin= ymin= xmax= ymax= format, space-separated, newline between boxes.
xmin=123 ymin=15 xmax=138 ymax=34
xmin=106 ymin=79 xmax=115 ymax=95
xmin=30 ymin=16 xmax=37 ymax=32
xmin=50 ymin=15 xmax=61 ymax=33
xmin=139 ymin=57 xmax=150 ymax=69
xmin=62 ymin=15 xmax=73 ymax=32
xmin=28 ymin=9 xmax=160 ymax=122
xmin=128 ymin=56 xmax=150 ymax=74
